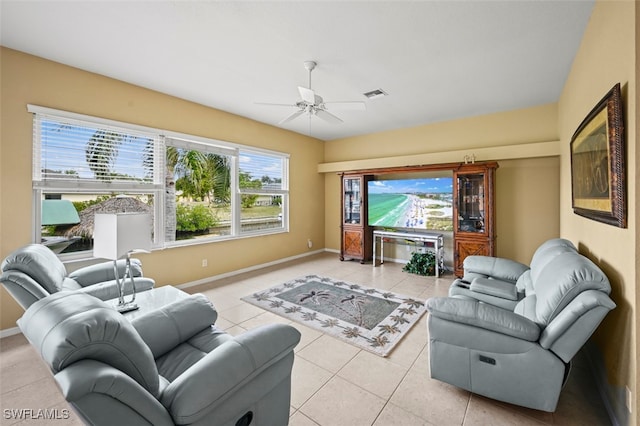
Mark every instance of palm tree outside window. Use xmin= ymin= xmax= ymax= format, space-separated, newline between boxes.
xmin=29 ymin=105 xmax=289 ymax=256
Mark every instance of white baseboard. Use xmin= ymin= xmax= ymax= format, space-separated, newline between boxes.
xmin=0 ymin=326 xmax=22 ymax=339
xmin=176 ymin=248 xmax=328 ymax=290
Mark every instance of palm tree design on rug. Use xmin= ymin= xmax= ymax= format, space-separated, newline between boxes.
xmin=299 ymin=289 xmax=369 ymax=327
xmin=245 ymin=275 xmax=427 ymax=356
xmin=299 ymin=289 xmax=331 ymax=304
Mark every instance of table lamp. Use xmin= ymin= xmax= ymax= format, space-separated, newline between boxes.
xmin=93 ymin=212 xmax=152 ymax=313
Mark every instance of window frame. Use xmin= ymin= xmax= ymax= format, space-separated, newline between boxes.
xmin=29 ymin=105 xmax=290 ymax=258
xmin=237 ymin=149 xmax=290 ymax=237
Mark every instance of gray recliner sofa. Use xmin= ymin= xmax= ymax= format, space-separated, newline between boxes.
xmin=449 ymin=238 xmax=579 ymax=310
xmin=18 ymin=291 xmax=301 ymax=425
xmin=426 ymin=240 xmax=615 ymax=412
xmin=1 ymin=244 xmax=155 ymax=309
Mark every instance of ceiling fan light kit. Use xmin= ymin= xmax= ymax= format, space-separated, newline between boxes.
xmin=258 ymin=60 xmax=366 ymax=126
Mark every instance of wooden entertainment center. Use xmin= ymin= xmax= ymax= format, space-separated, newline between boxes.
xmin=339 ymin=161 xmax=497 ymax=276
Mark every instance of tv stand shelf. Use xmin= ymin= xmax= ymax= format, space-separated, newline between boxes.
xmin=373 ymin=230 xmax=444 ymax=277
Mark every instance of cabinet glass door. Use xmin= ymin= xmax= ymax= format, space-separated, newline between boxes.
xmin=457 ymin=174 xmax=485 ymax=233
xmin=343 ymin=178 xmax=361 ymax=224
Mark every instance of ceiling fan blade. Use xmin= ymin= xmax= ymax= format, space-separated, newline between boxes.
xmin=298 ymin=86 xmax=316 ymax=104
xmin=315 ymin=109 xmax=343 ymax=124
xmin=324 ymin=101 xmax=366 ymax=111
xmin=279 ymin=109 xmax=305 ymax=125
xmin=254 ymin=102 xmax=298 ymax=108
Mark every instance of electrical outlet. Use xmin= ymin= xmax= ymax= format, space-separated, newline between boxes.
xmin=307 ymin=239 xmax=313 ymax=249
xmin=626 ymin=386 xmax=633 ymax=413
xmin=202 ymin=259 xmax=208 ymax=268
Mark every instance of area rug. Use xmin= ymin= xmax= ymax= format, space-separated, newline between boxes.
xmin=241 ymin=274 xmax=426 ymax=357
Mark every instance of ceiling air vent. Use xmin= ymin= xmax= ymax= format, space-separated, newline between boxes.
xmin=363 ymin=89 xmax=388 ymax=100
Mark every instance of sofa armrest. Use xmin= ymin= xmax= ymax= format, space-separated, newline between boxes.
xmin=540 ymin=290 xmax=616 ymax=362
xmin=426 ymin=297 xmax=540 ymax=341
xmin=68 ymin=258 xmax=144 ymax=287
xmin=77 ymin=277 xmax=155 ymax=301
xmin=470 ymin=277 xmax=518 ymax=301
xmin=55 ymin=360 xmax=174 ymax=426
xmin=160 ymin=323 xmax=301 ymax=424
xmin=463 ymin=256 xmax=529 ymax=284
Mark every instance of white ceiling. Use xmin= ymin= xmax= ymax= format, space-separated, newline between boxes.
xmin=0 ymin=1 xmax=594 ymax=141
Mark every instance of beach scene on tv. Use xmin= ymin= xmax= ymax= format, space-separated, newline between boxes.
xmin=368 ymin=178 xmax=453 ymax=231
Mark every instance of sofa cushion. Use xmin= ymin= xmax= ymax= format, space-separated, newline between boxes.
xmin=529 ymin=239 xmax=577 ymax=284
xmin=514 ymin=294 xmax=537 ymax=323
xmin=155 ymin=327 xmax=233 ymax=382
xmin=18 ymin=292 xmax=160 ymax=396
xmin=533 ymin=252 xmax=610 ymax=325
xmin=132 ymin=294 xmax=218 ymax=358
xmin=1 ymin=244 xmax=66 ymax=294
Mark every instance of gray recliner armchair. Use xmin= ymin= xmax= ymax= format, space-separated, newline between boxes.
xmin=427 ymin=247 xmax=615 ymax=412
xmin=18 ymin=291 xmax=301 ymax=425
xmin=449 ymin=238 xmax=579 ymax=310
xmin=0 ymin=244 xmax=155 ymax=309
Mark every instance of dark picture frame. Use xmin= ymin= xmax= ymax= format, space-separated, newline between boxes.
xmin=570 ymin=83 xmax=626 ymax=228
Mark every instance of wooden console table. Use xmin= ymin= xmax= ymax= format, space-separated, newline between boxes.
xmin=373 ymin=230 xmax=445 ymax=277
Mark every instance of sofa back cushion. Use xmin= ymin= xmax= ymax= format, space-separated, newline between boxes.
xmin=1 ymin=244 xmax=66 ymax=294
xmin=18 ymin=292 xmax=160 ymax=396
xmin=529 ymin=239 xmax=577 ymax=284
xmin=533 ymin=252 xmax=610 ymax=325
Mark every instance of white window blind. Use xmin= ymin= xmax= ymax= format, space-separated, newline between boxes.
xmin=32 ymin=112 xmax=163 ymax=190
xmin=238 ymin=150 xmax=288 ymax=194
xmin=237 ymin=149 xmax=289 ymax=234
xmin=30 ymin=104 xmax=289 ymax=255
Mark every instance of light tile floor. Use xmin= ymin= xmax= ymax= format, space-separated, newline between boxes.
xmin=0 ymin=252 xmax=612 ymax=425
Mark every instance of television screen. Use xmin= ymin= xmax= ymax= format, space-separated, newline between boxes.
xmin=368 ymin=178 xmax=453 ymax=231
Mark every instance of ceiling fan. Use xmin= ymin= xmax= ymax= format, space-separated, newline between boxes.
xmin=257 ymin=61 xmax=366 ymax=125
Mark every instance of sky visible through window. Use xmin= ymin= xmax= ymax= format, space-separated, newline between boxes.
xmin=239 ymin=152 xmax=283 ymax=183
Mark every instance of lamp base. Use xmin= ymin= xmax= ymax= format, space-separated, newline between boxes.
xmin=115 ymin=302 xmax=139 ymax=313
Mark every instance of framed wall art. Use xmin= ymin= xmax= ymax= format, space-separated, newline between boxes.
xmin=570 ymin=83 xmax=626 ymax=228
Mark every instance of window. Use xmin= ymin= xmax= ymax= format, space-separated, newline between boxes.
xmin=30 ymin=105 xmax=289 ymax=256
xmin=238 ymin=150 xmax=288 ymax=234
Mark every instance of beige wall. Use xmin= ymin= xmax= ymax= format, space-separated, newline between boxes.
xmin=558 ymin=1 xmax=638 ymax=423
xmin=496 ymin=157 xmax=560 ymax=263
xmin=324 ymin=103 xmax=559 ymax=163
xmin=0 ymin=48 xmax=326 ymax=330
xmin=323 ymin=106 xmax=561 ymax=266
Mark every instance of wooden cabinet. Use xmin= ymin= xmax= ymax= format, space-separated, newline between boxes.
xmin=340 ymin=174 xmax=372 ymax=263
xmin=453 ymin=162 xmax=498 ymax=276
xmin=336 ymin=162 xmax=496 ymax=272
